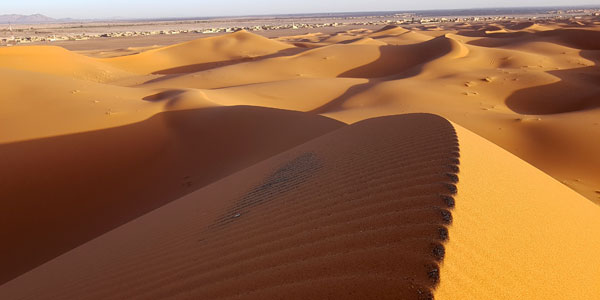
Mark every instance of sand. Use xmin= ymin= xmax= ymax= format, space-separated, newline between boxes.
xmin=0 ymin=114 xmax=460 ymax=299
xmin=1 ymin=17 xmax=600 ymax=299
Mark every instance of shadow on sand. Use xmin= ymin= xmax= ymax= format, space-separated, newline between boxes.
xmin=0 ymin=105 xmax=344 ymax=285
xmin=505 ymin=50 xmax=600 ymax=115
xmin=153 ymin=47 xmax=307 ymax=75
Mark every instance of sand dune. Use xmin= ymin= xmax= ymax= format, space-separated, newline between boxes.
xmin=142 ymin=34 xmax=464 ymax=90
xmin=369 ymin=25 xmax=435 ymax=45
xmin=437 ymin=123 xmax=600 ymax=299
xmin=0 ymin=68 xmax=160 ymax=143
xmin=0 ymin=106 xmax=343 ymax=285
xmin=2 ymin=18 xmax=600 ymax=298
xmin=202 ymin=77 xmax=369 ymax=111
xmin=106 ymin=30 xmax=297 ymax=75
xmin=0 ymin=46 xmax=134 ymax=82
xmin=2 ymin=115 xmax=599 ymax=299
xmin=0 ymin=114 xmax=460 ymax=299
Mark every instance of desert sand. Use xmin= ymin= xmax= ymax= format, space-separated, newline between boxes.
xmin=1 ymin=16 xmax=600 ymax=299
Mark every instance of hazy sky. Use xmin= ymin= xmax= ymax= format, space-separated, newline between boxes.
xmin=1 ymin=0 xmax=596 ymax=19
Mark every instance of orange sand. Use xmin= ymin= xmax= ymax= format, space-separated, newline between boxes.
xmin=1 ymin=18 xmax=600 ymax=299
xmin=0 ymin=114 xmax=460 ymax=299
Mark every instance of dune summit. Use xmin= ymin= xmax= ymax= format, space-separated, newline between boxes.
xmin=1 ymin=15 xmax=600 ymax=299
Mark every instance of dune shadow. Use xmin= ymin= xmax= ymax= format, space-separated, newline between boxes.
xmin=151 ymin=47 xmax=307 ymax=76
xmin=309 ymin=80 xmax=376 ymax=114
xmin=142 ymin=89 xmax=187 ymax=101
xmin=0 ymin=114 xmax=462 ymax=299
xmin=338 ymin=36 xmax=456 ymax=79
xmin=290 ymin=42 xmax=321 ymax=48
xmin=455 ymin=30 xmax=489 ymax=37
xmin=337 ymin=37 xmax=368 ymax=44
xmin=539 ymin=29 xmax=600 ymax=50
xmin=310 ymin=37 xmax=457 ymax=114
xmin=505 ymin=50 xmax=600 ymax=115
xmin=374 ymin=24 xmax=404 ymax=33
xmin=140 ymin=47 xmax=309 ymax=86
xmin=0 ymin=106 xmax=345 ymax=285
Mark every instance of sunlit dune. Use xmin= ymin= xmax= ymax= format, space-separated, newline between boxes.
xmin=1 ymin=17 xmax=600 ymax=299
xmin=106 ymin=30 xmax=297 ymax=75
xmin=0 ymin=46 xmax=135 ymax=82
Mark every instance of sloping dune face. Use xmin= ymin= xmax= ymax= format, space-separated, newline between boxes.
xmin=0 ymin=114 xmax=460 ymax=300
xmin=437 ymin=124 xmax=600 ymax=299
xmin=134 ymin=25 xmax=598 ymax=202
xmin=142 ymin=34 xmax=463 ymax=89
xmin=0 ymin=106 xmax=344 ymax=285
xmin=105 ymin=30 xmax=296 ymax=74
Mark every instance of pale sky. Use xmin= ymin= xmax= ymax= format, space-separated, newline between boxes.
xmin=0 ymin=0 xmax=596 ymax=19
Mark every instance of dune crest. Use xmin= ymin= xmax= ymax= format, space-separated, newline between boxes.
xmin=437 ymin=123 xmax=600 ymax=299
xmin=0 ymin=114 xmax=460 ymax=299
xmin=106 ymin=30 xmax=296 ymax=75
xmin=0 ymin=106 xmax=344 ymax=285
xmin=141 ymin=34 xmax=467 ymax=90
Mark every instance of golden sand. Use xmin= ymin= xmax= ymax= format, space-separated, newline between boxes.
xmin=1 ymin=19 xmax=599 ymax=299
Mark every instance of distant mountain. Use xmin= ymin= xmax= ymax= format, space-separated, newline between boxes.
xmin=0 ymin=14 xmax=58 ymax=24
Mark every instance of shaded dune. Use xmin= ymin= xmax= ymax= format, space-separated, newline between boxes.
xmin=506 ymin=74 xmax=600 ymax=114
xmin=281 ymin=35 xmax=465 ymax=79
xmin=0 ymin=113 xmax=460 ymax=299
xmin=106 ymin=30 xmax=296 ymax=74
xmin=339 ymin=36 xmax=466 ymax=78
xmin=506 ymin=51 xmax=600 ymax=114
xmin=0 ymin=106 xmax=344 ymax=285
xmin=142 ymin=35 xmax=465 ymax=90
xmin=149 ymin=47 xmax=304 ymax=75
xmin=535 ymin=29 xmax=600 ymax=50
xmin=371 ymin=25 xmax=411 ymax=36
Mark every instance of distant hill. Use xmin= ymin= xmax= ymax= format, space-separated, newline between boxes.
xmin=0 ymin=14 xmax=57 ymax=24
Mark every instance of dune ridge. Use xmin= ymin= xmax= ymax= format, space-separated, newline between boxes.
xmin=105 ymin=30 xmax=297 ymax=75
xmin=437 ymin=123 xmax=600 ymax=299
xmin=0 ymin=114 xmax=460 ymax=299
xmin=141 ymin=33 xmax=465 ymax=90
xmin=0 ymin=106 xmax=344 ymax=285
